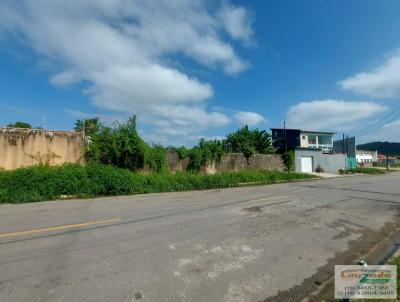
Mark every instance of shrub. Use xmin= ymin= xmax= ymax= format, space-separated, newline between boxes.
xmin=188 ymin=139 xmax=226 ymax=171
xmin=0 ymin=164 xmax=316 ymax=203
xmin=79 ymin=115 xmax=166 ymax=172
xmin=345 ymin=167 xmax=385 ymax=175
xmin=282 ymin=151 xmax=295 ymax=172
xmin=225 ymin=125 xmax=274 ymax=160
xmin=175 ymin=146 xmax=190 ymax=159
xmin=0 ymin=164 xmax=90 ymax=203
xmin=315 ymin=164 xmax=325 ymax=173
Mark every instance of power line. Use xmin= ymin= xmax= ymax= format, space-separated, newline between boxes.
xmin=350 ymin=104 xmax=400 ymax=138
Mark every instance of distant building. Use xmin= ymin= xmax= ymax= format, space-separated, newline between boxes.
xmin=333 ymin=137 xmax=357 ymax=169
xmin=270 ymin=128 xmax=334 ymax=153
xmin=378 ymin=154 xmax=397 ymax=165
xmin=356 ymin=150 xmax=378 ymax=165
xmin=333 ymin=137 xmax=356 ymax=157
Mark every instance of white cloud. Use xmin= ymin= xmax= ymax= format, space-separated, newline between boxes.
xmin=234 ymin=111 xmax=266 ymax=126
xmin=339 ymin=51 xmax=400 ymax=98
xmin=356 ymin=119 xmax=400 ymax=143
xmin=286 ymin=100 xmax=387 ymax=131
xmin=0 ymin=0 xmax=254 ymax=144
xmin=218 ymin=3 xmax=253 ymax=43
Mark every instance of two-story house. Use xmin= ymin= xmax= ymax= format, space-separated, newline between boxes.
xmin=270 ymin=128 xmax=334 ymax=153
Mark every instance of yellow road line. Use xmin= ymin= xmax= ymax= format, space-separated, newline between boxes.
xmin=0 ymin=218 xmax=122 ymax=239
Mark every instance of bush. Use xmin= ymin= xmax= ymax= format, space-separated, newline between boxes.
xmin=0 ymin=164 xmax=90 ymax=203
xmin=345 ymin=167 xmax=385 ymax=175
xmin=188 ymin=139 xmax=226 ymax=171
xmin=282 ymin=151 xmax=295 ymax=172
xmin=79 ymin=115 xmax=166 ymax=172
xmin=315 ymin=164 xmax=324 ymax=173
xmin=225 ymin=126 xmax=274 ymax=160
xmin=0 ymin=164 xmax=317 ymax=203
xmin=175 ymin=146 xmax=190 ymax=160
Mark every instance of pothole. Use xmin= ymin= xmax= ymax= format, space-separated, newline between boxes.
xmin=242 ymin=206 xmax=263 ymax=213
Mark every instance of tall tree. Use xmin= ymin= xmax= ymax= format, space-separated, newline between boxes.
xmin=225 ymin=125 xmax=274 ymax=159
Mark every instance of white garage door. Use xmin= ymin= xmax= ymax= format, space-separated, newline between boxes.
xmin=300 ymin=156 xmax=313 ymax=173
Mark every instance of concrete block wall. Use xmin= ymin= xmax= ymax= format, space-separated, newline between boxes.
xmin=165 ymin=150 xmax=190 ymax=172
xmin=295 ymin=149 xmax=346 ymax=173
xmin=0 ymin=128 xmax=87 ymax=170
xmin=166 ymin=151 xmax=284 ymax=174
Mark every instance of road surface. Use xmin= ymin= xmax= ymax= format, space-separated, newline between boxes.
xmin=1 ymin=173 xmax=400 ymax=302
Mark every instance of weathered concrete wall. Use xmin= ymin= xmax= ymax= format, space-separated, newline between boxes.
xmin=166 ymin=151 xmax=284 ymax=174
xmin=0 ymin=128 xmax=87 ymax=170
xmin=165 ymin=150 xmax=190 ymax=172
xmin=295 ymin=149 xmax=346 ymax=173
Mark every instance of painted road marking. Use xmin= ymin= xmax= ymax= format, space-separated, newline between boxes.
xmin=0 ymin=218 xmax=122 ymax=239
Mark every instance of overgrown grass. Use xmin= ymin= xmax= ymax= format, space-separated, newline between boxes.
xmin=0 ymin=164 xmax=317 ymax=204
xmin=339 ymin=167 xmax=386 ymax=175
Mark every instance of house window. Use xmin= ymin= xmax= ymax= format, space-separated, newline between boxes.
xmin=302 ymin=135 xmax=306 ymax=139
xmin=308 ymin=135 xmax=317 ymax=144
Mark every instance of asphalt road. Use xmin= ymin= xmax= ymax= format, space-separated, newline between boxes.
xmin=1 ymin=173 xmax=400 ymax=302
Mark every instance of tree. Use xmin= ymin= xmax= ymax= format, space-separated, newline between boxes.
xmin=7 ymin=121 xmax=32 ymax=128
xmin=188 ymin=139 xmax=226 ymax=170
xmin=74 ymin=117 xmax=100 ymax=136
xmin=80 ymin=115 xmax=166 ymax=172
xmin=225 ymin=125 xmax=274 ymax=160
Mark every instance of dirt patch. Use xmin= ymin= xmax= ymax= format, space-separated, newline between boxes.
xmin=262 ymin=218 xmax=400 ymax=302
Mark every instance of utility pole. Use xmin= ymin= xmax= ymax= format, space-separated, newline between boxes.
xmin=342 ymin=133 xmax=345 ymax=154
xmin=283 ymin=121 xmax=288 ymax=154
xmin=386 ymin=141 xmax=389 ymax=171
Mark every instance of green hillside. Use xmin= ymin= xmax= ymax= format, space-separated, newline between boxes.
xmin=357 ymin=142 xmax=400 ymax=157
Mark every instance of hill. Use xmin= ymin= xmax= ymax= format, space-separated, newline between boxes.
xmin=357 ymin=142 xmax=400 ymax=157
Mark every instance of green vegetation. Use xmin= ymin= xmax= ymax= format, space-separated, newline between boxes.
xmin=377 ymin=162 xmax=400 ymax=168
xmin=6 ymin=121 xmax=32 ymax=128
xmin=282 ymin=151 xmax=295 ymax=172
xmin=0 ymin=164 xmax=316 ymax=204
xmin=174 ymin=146 xmax=190 ymax=160
xmin=187 ymin=139 xmax=226 ymax=170
xmin=390 ymin=256 xmax=400 ymax=301
xmin=357 ymin=142 xmax=400 ymax=157
xmin=361 ymin=256 xmax=400 ymax=302
xmin=225 ymin=126 xmax=275 ymax=160
xmin=77 ymin=116 xmax=167 ymax=172
xmin=77 ymin=116 xmax=275 ymax=173
xmin=74 ymin=117 xmax=101 ymax=136
xmin=168 ymin=125 xmax=275 ymax=170
xmin=338 ymin=167 xmax=385 ymax=175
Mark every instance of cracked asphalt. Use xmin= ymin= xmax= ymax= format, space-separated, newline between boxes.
xmin=1 ymin=173 xmax=400 ymax=302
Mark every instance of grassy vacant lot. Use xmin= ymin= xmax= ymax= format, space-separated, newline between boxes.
xmin=0 ymin=164 xmax=316 ymax=204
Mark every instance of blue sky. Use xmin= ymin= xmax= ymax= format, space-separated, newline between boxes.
xmin=1 ymin=0 xmax=400 ymax=145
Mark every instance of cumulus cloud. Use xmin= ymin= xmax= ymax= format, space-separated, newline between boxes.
xmin=218 ymin=3 xmax=253 ymax=43
xmin=357 ymin=119 xmax=400 ymax=143
xmin=0 ymin=0 xmax=254 ymax=144
xmin=234 ymin=111 xmax=266 ymax=126
xmin=286 ymin=100 xmax=387 ymax=131
xmin=339 ymin=51 xmax=400 ymax=98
